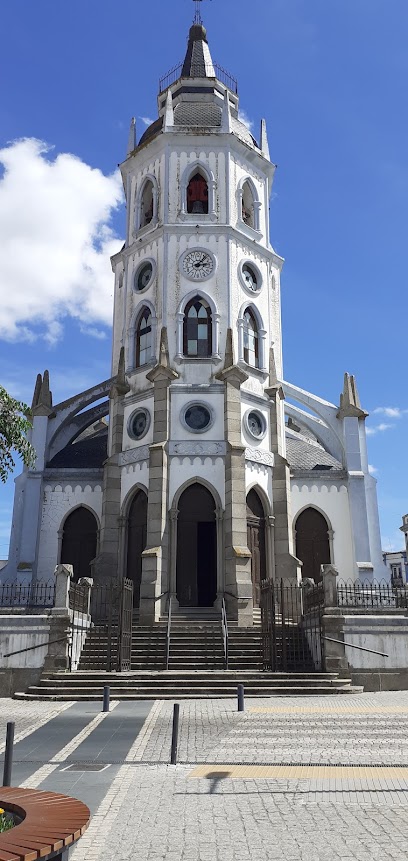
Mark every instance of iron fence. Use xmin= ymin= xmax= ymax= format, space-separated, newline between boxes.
xmin=159 ymin=61 xmax=238 ymax=93
xmin=69 ymin=579 xmax=133 ymax=672
xmin=337 ymin=580 xmax=408 ymax=610
xmin=260 ymin=579 xmax=323 ymax=672
xmin=0 ymin=581 xmax=55 ymax=609
xmin=69 ymin=582 xmax=89 ymax=615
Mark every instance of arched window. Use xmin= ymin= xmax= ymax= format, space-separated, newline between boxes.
xmin=187 ymin=172 xmax=209 ymax=214
xmin=140 ymin=179 xmax=154 ymax=227
xmin=183 ymin=297 xmax=212 ymax=357
xmin=135 ymin=307 xmax=153 ymax=367
xmin=243 ymin=308 xmax=259 ymax=367
xmin=242 ymin=180 xmax=255 ymax=228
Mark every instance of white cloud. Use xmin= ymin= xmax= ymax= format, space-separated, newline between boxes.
xmin=0 ymin=138 xmax=124 ymax=344
xmin=368 ymin=464 xmax=378 ymax=474
xmin=238 ymin=109 xmax=254 ymax=133
xmin=139 ymin=116 xmax=154 ymax=127
xmin=366 ymin=423 xmax=394 ymax=436
xmin=373 ymin=407 xmax=406 ymax=418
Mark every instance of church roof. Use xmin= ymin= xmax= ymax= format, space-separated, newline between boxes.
xmin=181 ymin=23 xmax=215 ymax=79
xmin=286 ymin=436 xmax=343 ymax=471
xmin=47 ymin=429 xmax=107 ymax=469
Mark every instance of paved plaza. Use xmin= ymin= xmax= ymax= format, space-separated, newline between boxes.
xmin=1 ymin=692 xmax=408 ymax=859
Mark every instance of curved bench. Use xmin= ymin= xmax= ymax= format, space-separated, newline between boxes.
xmin=0 ymin=787 xmax=90 ymax=861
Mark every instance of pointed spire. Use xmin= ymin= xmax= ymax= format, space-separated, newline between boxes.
xmin=127 ymin=117 xmax=136 ymax=156
xmin=31 ymin=373 xmax=42 ymax=411
xmin=181 ymin=22 xmax=215 ymax=79
xmin=164 ymin=90 xmax=174 ymax=130
xmin=260 ymin=119 xmax=270 ymax=160
xmin=41 ymin=371 xmax=52 ymax=410
xmin=158 ymin=327 xmax=170 ymax=368
xmin=269 ymin=345 xmax=278 ymax=387
xmin=221 ymin=89 xmax=232 ymax=132
xmin=224 ymin=328 xmax=234 ymax=369
xmin=32 ymin=370 xmax=53 ymax=416
xmin=337 ymin=373 xmax=368 ymax=419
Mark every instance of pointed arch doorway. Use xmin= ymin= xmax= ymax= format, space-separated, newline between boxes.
xmin=246 ymin=490 xmax=267 ymax=607
xmin=127 ymin=490 xmax=148 ymax=607
xmin=61 ymin=507 xmax=98 ymax=583
xmin=176 ymin=484 xmax=217 ymax=607
xmin=295 ymin=507 xmax=331 ymax=582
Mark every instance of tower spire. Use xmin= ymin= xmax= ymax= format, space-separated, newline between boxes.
xmin=193 ymin=0 xmax=206 ymax=25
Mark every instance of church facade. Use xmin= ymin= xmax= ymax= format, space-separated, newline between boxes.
xmin=3 ymin=19 xmax=387 ymax=624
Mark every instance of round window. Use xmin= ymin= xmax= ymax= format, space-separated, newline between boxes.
xmin=239 ymin=260 xmax=262 ymax=294
xmin=135 ymin=260 xmax=154 ymax=292
xmin=182 ymin=402 xmax=213 ymax=434
xmin=128 ymin=408 xmax=151 ymax=441
xmin=244 ymin=409 xmax=267 ymax=440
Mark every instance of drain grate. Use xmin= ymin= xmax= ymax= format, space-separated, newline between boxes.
xmin=61 ymin=763 xmax=110 ymax=772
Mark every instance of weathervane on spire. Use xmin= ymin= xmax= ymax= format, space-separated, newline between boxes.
xmin=193 ymin=0 xmax=210 ymax=25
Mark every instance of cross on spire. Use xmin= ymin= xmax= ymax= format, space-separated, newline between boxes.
xmin=193 ymin=0 xmax=209 ymax=25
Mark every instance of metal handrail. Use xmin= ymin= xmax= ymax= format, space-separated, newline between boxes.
xmin=221 ymin=597 xmax=229 ymax=670
xmin=166 ymin=594 xmax=172 ymax=671
xmin=323 ymin=636 xmax=388 ymax=657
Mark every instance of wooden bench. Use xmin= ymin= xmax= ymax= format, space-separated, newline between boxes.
xmin=0 ymin=787 xmax=90 ymax=861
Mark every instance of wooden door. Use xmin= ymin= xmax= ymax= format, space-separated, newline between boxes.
xmin=176 ymin=484 xmax=217 ymax=607
xmin=127 ymin=490 xmax=148 ymax=607
xmin=246 ymin=490 xmax=266 ymax=608
xmin=295 ymin=508 xmax=330 ymax=582
xmin=61 ymin=507 xmax=98 ymax=582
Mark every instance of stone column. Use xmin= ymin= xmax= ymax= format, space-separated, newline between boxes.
xmin=92 ymin=349 xmax=129 ymax=587
xmin=265 ymin=348 xmax=300 ymax=584
xmin=216 ymin=332 xmax=253 ymax=626
xmin=44 ymin=563 xmax=73 ymax=672
xmin=140 ymin=329 xmax=178 ymax=624
xmin=320 ymin=563 xmax=349 ymax=675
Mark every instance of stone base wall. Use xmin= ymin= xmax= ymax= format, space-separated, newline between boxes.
xmin=350 ymin=669 xmax=408 ymax=692
xmin=0 ymin=667 xmax=43 ymax=697
xmin=0 ymin=610 xmax=71 ymax=697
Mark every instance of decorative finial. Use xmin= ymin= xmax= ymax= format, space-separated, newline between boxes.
xmin=193 ymin=0 xmax=210 ymax=25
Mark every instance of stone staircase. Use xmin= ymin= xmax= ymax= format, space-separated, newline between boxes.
xmin=15 ymin=609 xmax=361 ymax=699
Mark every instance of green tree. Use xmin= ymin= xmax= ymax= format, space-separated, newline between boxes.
xmin=0 ymin=386 xmax=36 ymax=482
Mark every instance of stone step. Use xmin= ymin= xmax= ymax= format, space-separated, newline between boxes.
xmin=16 ymin=685 xmax=361 ymax=701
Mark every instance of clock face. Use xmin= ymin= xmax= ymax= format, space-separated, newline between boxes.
xmin=242 ymin=263 xmax=258 ymax=292
xmin=182 ymin=250 xmax=214 ymax=281
xmin=136 ymin=261 xmax=153 ymax=292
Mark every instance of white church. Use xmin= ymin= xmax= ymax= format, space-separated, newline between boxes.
xmin=3 ymin=12 xmax=387 ymax=626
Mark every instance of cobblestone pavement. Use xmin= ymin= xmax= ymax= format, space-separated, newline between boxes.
xmin=3 ymin=693 xmax=408 ymax=860
xmin=70 ymin=692 xmax=408 ymax=861
xmin=0 ymin=698 xmax=71 ymax=752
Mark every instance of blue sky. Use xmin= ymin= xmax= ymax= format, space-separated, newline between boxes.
xmin=0 ymin=0 xmax=407 ymax=557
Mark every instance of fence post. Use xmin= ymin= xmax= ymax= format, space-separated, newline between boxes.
xmin=3 ymin=722 xmax=15 ymax=787
xmin=77 ymin=578 xmax=94 ymax=615
xmin=321 ymin=565 xmax=338 ymax=609
xmin=320 ymin=565 xmax=349 ymax=676
xmin=170 ymin=703 xmax=180 ymax=764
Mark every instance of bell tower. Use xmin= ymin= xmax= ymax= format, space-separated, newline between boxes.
xmin=95 ymin=13 xmax=297 ymax=624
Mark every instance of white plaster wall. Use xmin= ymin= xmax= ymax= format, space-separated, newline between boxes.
xmin=170 ymin=389 xmax=225 ymax=441
xmin=123 ymin=396 xmax=155 ymax=449
xmin=36 ymin=484 xmax=102 ymax=582
xmin=120 ymin=460 xmax=149 ymax=507
xmin=168 ymin=456 xmax=225 ymax=509
xmin=245 ymin=462 xmax=273 ymax=509
xmin=291 ymin=481 xmax=355 ymax=579
xmin=0 ymin=616 xmax=50 ymax=669
xmin=343 ymin=616 xmax=408 ymax=669
xmin=241 ymin=396 xmax=270 ymax=452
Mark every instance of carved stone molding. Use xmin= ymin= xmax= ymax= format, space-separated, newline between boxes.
xmin=169 ymin=441 xmax=227 ymax=457
xmin=119 ymin=446 xmax=149 ymax=466
xmin=245 ymin=447 xmax=274 ymax=467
